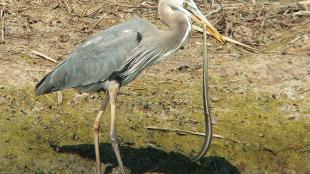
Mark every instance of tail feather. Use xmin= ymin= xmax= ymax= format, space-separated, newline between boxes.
xmin=35 ymin=58 xmax=69 ymax=95
xmin=35 ymin=72 xmax=58 ymax=95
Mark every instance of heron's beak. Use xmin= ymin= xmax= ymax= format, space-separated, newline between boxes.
xmin=189 ymin=8 xmax=225 ymax=43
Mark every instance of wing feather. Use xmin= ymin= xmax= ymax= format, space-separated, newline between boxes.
xmin=36 ymin=19 xmax=153 ymax=95
xmin=119 ymin=38 xmax=171 ymax=85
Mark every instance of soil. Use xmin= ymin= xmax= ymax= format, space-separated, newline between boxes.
xmin=0 ymin=0 xmax=309 ymax=174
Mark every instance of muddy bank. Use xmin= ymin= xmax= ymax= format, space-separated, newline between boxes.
xmin=0 ymin=0 xmax=310 ymax=173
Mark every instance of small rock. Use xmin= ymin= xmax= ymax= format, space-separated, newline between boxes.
xmin=211 ymin=96 xmax=221 ymax=102
xmin=288 ymin=115 xmax=298 ymax=120
xmin=284 ymin=169 xmax=297 ymax=174
xmin=192 ymin=64 xmax=202 ymax=70
xmin=177 ymin=65 xmax=190 ymax=72
xmin=143 ymin=102 xmax=152 ymax=111
xmin=188 ymin=119 xmax=199 ymax=125
xmin=72 ymin=133 xmax=80 ymax=140
xmin=59 ymin=35 xmax=70 ymax=43
xmin=0 ymin=96 xmax=5 ymax=103
xmin=32 ymin=105 xmax=44 ymax=112
xmin=148 ymin=143 xmax=160 ymax=150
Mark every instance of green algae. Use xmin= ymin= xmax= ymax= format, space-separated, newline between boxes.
xmin=0 ymin=74 xmax=309 ymax=173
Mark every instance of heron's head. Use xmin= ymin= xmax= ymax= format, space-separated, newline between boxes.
xmin=162 ymin=0 xmax=225 ymax=43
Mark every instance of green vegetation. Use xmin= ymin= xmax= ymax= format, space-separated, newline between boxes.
xmin=0 ymin=73 xmax=309 ymax=173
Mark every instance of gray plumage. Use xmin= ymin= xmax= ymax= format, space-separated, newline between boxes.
xmin=36 ymin=0 xmax=194 ymax=96
xmin=36 ymin=19 xmax=160 ymax=94
xmin=35 ymin=1 xmax=224 ymax=172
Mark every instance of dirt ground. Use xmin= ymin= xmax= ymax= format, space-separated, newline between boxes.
xmin=0 ymin=0 xmax=309 ymax=174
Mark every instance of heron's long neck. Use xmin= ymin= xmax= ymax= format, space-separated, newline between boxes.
xmin=158 ymin=3 xmax=191 ymax=50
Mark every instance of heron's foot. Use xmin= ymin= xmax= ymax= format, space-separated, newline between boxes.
xmin=110 ymin=136 xmax=125 ymax=174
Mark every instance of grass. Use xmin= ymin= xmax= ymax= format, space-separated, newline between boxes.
xmin=0 ymin=73 xmax=309 ymax=173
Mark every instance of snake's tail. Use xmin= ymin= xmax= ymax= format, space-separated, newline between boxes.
xmin=190 ymin=24 xmax=213 ymax=162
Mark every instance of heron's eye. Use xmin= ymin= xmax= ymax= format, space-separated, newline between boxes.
xmin=183 ymin=1 xmax=189 ymax=8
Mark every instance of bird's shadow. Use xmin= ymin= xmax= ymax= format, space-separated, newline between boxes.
xmin=52 ymin=143 xmax=240 ymax=174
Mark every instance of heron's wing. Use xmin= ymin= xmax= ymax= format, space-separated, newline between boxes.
xmin=35 ymin=20 xmax=150 ymax=95
xmin=118 ymin=35 xmax=176 ymax=84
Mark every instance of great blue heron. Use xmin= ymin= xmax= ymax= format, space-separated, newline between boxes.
xmin=35 ymin=0 xmax=224 ymax=173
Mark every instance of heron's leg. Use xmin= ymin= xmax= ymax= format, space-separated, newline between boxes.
xmin=93 ymin=95 xmax=109 ymax=174
xmin=108 ymin=81 xmax=125 ymax=174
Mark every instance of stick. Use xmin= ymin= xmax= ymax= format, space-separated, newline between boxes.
xmin=206 ymin=7 xmax=221 ymax=17
xmin=1 ymin=7 xmax=5 ymax=43
xmin=24 ymin=68 xmax=50 ymax=72
xmin=205 ymin=0 xmax=215 ymax=8
xmin=146 ymin=126 xmax=246 ymax=144
xmin=57 ymin=91 xmax=63 ymax=104
xmin=63 ymin=0 xmax=72 ymax=13
xmin=289 ymin=36 xmax=302 ymax=44
xmin=111 ymin=3 xmax=157 ymax=10
xmin=92 ymin=14 xmax=109 ymax=28
xmin=193 ymin=25 xmax=258 ymax=52
xmin=293 ymin=11 xmax=310 ymax=17
xmin=146 ymin=126 xmax=223 ymax=138
xmin=88 ymin=7 xmax=105 ymax=17
xmin=297 ymin=0 xmax=310 ymax=5
xmin=146 ymin=126 xmax=277 ymax=155
xmin=30 ymin=50 xmax=58 ymax=63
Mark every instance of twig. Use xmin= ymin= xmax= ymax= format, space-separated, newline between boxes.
xmin=111 ymin=3 xmax=157 ymax=10
xmin=1 ymin=5 xmax=5 ymax=44
xmin=24 ymin=68 xmax=50 ymax=72
xmin=92 ymin=14 xmax=109 ymax=28
xmin=293 ymin=11 xmax=310 ymax=17
xmin=238 ymin=0 xmax=258 ymax=17
xmin=30 ymin=50 xmax=58 ymax=63
xmin=87 ymin=7 xmax=105 ymax=17
xmin=145 ymin=126 xmax=248 ymax=145
xmin=140 ymin=1 xmax=157 ymax=9
xmin=57 ymin=91 xmax=63 ymax=104
xmin=206 ymin=7 xmax=221 ymax=17
xmin=289 ymin=42 xmax=310 ymax=53
xmin=145 ymin=126 xmax=277 ymax=155
xmin=262 ymin=50 xmax=298 ymax=55
xmin=63 ymin=0 xmax=72 ymax=13
xmin=225 ymin=22 xmax=232 ymax=36
xmin=192 ymin=25 xmax=258 ymax=52
xmin=297 ymin=0 xmax=310 ymax=5
xmin=289 ymin=36 xmax=302 ymax=44
xmin=146 ymin=126 xmax=223 ymax=138
xmin=205 ymin=0 xmax=215 ymax=8
xmin=259 ymin=145 xmax=277 ymax=156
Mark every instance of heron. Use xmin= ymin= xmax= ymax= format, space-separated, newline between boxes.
xmin=35 ymin=0 xmax=224 ymax=173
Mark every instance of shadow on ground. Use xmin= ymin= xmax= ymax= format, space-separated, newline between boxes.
xmin=52 ymin=143 xmax=240 ymax=174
